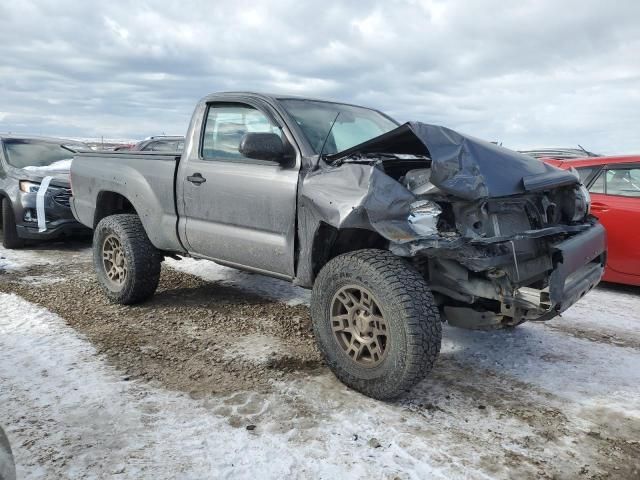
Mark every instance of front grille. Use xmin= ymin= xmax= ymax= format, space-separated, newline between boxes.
xmin=53 ymin=188 xmax=72 ymax=207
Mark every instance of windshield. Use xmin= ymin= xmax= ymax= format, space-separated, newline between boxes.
xmin=3 ymin=139 xmax=80 ymax=169
xmin=279 ymin=99 xmax=398 ymax=155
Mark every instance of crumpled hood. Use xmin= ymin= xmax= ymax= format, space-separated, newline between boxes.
xmin=327 ymin=122 xmax=579 ymax=200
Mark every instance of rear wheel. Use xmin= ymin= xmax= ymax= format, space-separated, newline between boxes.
xmin=311 ymin=249 xmax=442 ymax=400
xmin=93 ymin=214 xmax=161 ymax=304
xmin=2 ymin=198 xmax=24 ymax=249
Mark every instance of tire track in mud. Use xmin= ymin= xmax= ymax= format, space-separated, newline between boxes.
xmin=1 ymin=245 xmax=639 ymax=479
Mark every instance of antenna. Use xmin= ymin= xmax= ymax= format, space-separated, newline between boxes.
xmin=318 ymin=112 xmax=340 ymax=160
xmin=577 ymin=144 xmax=591 ymax=157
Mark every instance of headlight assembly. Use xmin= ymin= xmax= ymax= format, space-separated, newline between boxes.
xmin=19 ymin=181 xmax=41 ymax=193
xmin=408 ymin=200 xmax=442 ymax=236
xmin=572 ymin=184 xmax=591 ymax=221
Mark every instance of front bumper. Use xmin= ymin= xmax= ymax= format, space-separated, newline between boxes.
xmin=548 ymin=222 xmax=606 ymax=314
xmin=15 ymin=188 xmax=89 ymax=240
xmin=16 ymin=221 xmax=90 ymax=240
xmin=437 ymin=222 xmax=606 ymax=327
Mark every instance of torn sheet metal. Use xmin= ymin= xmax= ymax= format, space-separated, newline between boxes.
xmin=300 ymin=162 xmax=422 ymax=243
xmin=36 ymin=176 xmax=53 ymax=232
xmin=327 ymin=122 xmax=579 ymax=201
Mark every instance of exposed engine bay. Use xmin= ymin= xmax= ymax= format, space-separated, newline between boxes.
xmin=298 ymin=122 xmax=606 ymax=329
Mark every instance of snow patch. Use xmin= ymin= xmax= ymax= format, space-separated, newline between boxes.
xmin=0 ymin=249 xmax=58 ymax=272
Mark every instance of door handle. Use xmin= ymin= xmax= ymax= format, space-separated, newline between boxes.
xmin=590 ymin=202 xmax=609 ymax=212
xmin=187 ymin=173 xmax=206 ymax=185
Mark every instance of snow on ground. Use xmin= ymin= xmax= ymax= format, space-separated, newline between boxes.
xmin=0 ymin=240 xmax=90 ymax=272
xmin=547 ymin=283 xmax=640 ymax=346
xmin=2 ymin=245 xmax=640 ymax=478
xmin=0 ymin=249 xmax=56 ymax=272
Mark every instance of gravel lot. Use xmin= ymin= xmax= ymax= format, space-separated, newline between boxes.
xmin=1 ymin=239 xmax=639 ymax=479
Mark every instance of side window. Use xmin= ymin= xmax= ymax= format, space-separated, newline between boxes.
xmin=202 ymin=103 xmax=281 ymax=161
xmin=606 ymin=167 xmax=640 ymax=197
xmin=589 ymin=170 xmax=605 ymax=193
xmin=589 ymin=167 xmax=640 ymax=197
xmin=575 ymin=167 xmax=593 ymax=183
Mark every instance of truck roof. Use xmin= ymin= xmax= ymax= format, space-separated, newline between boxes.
xmin=199 ymin=91 xmax=389 ymax=111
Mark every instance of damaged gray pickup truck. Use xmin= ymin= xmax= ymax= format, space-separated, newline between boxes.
xmin=70 ymin=92 xmax=606 ymax=399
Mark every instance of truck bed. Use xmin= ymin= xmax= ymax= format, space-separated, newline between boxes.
xmin=71 ymin=151 xmax=184 ymax=252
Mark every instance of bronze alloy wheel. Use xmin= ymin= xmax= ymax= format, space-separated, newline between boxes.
xmin=330 ymin=284 xmax=389 ymax=367
xmin=102 ymin=234 xmax=127 ymax=287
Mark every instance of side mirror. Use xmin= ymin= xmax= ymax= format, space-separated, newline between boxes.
xmin=239 ymin=132 xmax=286 ymax=163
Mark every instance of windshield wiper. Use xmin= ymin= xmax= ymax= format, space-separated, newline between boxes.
xmin=61 ymin=145 xmax=78 ymax=154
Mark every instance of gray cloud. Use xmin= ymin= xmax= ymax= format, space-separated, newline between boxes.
xmin=0 ymin=0 xmax=639 ymax=153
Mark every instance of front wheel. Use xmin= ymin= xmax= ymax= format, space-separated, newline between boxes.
xmin=93 ymin=214 xmax=162 ymax=304
xmin=311 ymin=249 xmax=442 ymax=400
xmin=2 ymin=199 xmax=24 ymax=249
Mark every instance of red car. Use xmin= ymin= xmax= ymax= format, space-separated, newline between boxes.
xmin=545 ymin=155 xmax=640 ymax=286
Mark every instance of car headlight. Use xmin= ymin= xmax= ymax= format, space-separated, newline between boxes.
xmin=19 ymin=181 xmax=41 ymax=193
xmin=572 ymin=184 xmax=591 ymax=221
xmin=408 ymin=200 xmax=442 ymax=236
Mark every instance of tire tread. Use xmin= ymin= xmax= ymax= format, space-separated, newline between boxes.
xmin=93 ymin=214 xmax=161 ymax=304
xmin=311 ymin=249 xmax=441 ymax=400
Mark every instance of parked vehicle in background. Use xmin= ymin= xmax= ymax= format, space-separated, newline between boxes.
xmin=0 ymin=135 xmax=90 ymax=248
xmin=70 ymin=92 xmax=606 ymax=399
xmin=130 ymin=136 xmax=185 ymax=152
xmin=520 ymin=147 xmax=600 ymax=160
xmin=545 ymin=155 xmax=640 ymax=286
xmin=113 ymin=144 xmax=135 ymax=151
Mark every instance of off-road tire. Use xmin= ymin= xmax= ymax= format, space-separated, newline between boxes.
xmin=93 ymin=214 xmax=161 ymax=304
xmin=311 ymin=249 xmax=442 ymax=400
xmin=2 ymin=199 xmax=24 ymax=249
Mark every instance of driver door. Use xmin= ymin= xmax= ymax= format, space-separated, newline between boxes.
xmin=181 ymin=102 xmax=299 ymax=277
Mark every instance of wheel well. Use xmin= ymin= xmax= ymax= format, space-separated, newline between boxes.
xmin=93 ymin=191 xmax=137 ymax=228
xmin=311 ymin=223 xmax=388 ymax=279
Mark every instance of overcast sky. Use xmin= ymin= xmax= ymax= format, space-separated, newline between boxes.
xmin=1 ymin=0 xmax=639 ymax=153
